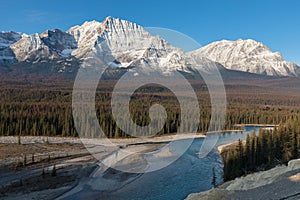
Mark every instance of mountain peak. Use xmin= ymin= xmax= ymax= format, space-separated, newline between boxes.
xmin=73 ymin=16 xmax=126 ymax=32
xmin=79 ymin=20 xmax=102 ymax=29
xmin=65 ymin=16 xmax=153 ymax=61
xmin=194 ymin=39 xmax=298 ymax=76
xmin=104 ymin=16 xmax=114 ymax=22
xmin=0 ymin=17 xmax=297 ymax=77
xmin=39 ymin=29 xmax=64 ymax=39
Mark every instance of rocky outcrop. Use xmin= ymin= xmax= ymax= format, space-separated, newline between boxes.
xmin=186 ymin=159 xmax=300 ymax=200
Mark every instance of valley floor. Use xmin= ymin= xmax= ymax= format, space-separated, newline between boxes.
xmin=2 ymin=135 xmax=300 ymax=200
xmin=0 ymin=134 xmax=205 ymax=200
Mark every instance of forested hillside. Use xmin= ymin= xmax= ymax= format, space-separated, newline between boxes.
xmin=0 ymin=77 xmax=299 ymax=138
xmin=222 ymin=121 xmax=300 ymax=181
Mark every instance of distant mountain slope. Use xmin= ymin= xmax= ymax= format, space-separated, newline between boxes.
xmin=193 ymin=39 xmax=299 ymax=76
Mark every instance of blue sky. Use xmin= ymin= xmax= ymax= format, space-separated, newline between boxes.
xmin=1 ymin=0 xmax=299 ymax=64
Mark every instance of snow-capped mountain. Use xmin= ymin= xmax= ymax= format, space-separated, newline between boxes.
xmin=10 ymin=33 xmax=54 ymax=62
xmin=0 ymin=17 xmax=298 ymax=77
xmin=67 ymin=17 xmax=152 ymax=62
xmin=66 ymin=16 xmax=203 ymax=75
xmin=1 ymin=17 xmax=207 ymax=75
xmin=0 ymin=31 xmax=22 ymax=64
xmin=10 ymin=29 xmax=77 ymax=62
xmin=194 ymin=39 xmax=298 ymax=76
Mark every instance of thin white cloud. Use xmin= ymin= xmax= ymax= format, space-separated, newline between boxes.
xmin=24 ymin=10 xmax=48 ymax=23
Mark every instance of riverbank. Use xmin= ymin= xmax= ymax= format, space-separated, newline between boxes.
xmin=0 ymin=141 xmax=97 ymax=200
xmin=0 ymin=134 xmax=209 ymax=199
xmin=186 ymin=158 xmax=300 ymax=200
xmin=217 ymin=142 xmax=239 ymax=153
xmin=233 ymin=123 xmax=279 ymax=127
xmin=0 ymin=132 xmax=261 ymax=199
xmin=187 ymin=131 xmax=300 ymax=200
xmin=0 ymin=133 xmax=206 ymax=145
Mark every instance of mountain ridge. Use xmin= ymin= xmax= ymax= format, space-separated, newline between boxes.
xmin=0 ymin=17 xmax=298 ymax=77
xmin=194 ymin=39 xmax=298 ymax=76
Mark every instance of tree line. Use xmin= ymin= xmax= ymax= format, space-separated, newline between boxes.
xmin=0 ymin=84 xmax=300 ymax=137
xmin=222 ymin=120 xmax=299 ymax=181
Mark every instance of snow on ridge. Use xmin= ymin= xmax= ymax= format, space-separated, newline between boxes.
xmin=0 ymin=17 xmax=297 ymax=77
xmin=60 ymin=49 xmax=76 ymax=57
xmin=193 ymin=39 xmax=298 ymax=76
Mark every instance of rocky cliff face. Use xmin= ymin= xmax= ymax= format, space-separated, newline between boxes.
xmin=40 ymin=29 xmax=77 ymax=57
xmin=0 ymin=31 xmax=22 ymax=64
xmin=10 ymin=33 xmax=53 ymax=62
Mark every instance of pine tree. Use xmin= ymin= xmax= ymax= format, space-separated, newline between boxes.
xmin=237 ymin=139 xmax=244 ymax=160
xmin=23 ymin=154 xmax=27 ymax=166
xmin=42 ymin=166 xmax=45 ymax=178
xmin=212 ymin=167 xmax=217 ymax=188
xmin=51 ymin=164 xmax=56 ymax=177
xmin=292 ymin=131 xmax=298 ymax=159
xmin=18 ymin=135 xmax=21 ymax=145
xmin=250 ymin=132 xmax=256 ymax=170
xmin=245 ymin=134 xmax=251 ymax=171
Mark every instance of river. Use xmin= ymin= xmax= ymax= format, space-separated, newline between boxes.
xmin=60 ymin=126 xmax=271 ymax=200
